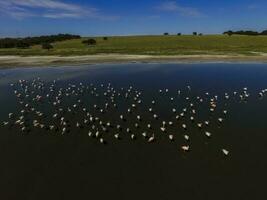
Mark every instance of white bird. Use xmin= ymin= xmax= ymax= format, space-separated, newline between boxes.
xmin=116 ymin=125 xmax=121 ymax=130
xmin=181 ymin=145 xmax=190 ymax=152
xmin=222 ymin=149 xmax=229 ymax=156
xmin=184 ymin=135 xmax=189 ymax=141
xmin=148 ymin=134 xmax=155 ymax=143
xmin=142 ymin=132 xmax=147 ymax=138
xmin=95 ymin=131 xmax=100 ymax=138
xmin=114 ymin=133 xmax=120 ymax=139
xmin=205 ymin=131 xmax=211 ymax=137
xmin=100 ymin=138 xmax=105 ymax=144
xmin=197 ymin=123 xmax=202 ymax=129
xmin=169 ymin=135 xmax=174 ymax=141
xmin=131 ymin=134 xmax=136 ymax=140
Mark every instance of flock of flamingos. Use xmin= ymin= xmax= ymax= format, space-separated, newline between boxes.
xmin=2 ymin=77 xmax=267 ymax=157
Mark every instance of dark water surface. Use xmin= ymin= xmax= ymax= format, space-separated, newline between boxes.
xmin=0 ymin=63 xmax=267 ymax=200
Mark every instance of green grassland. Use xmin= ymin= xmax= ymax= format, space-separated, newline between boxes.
xmin=1 ymin=35 xmax=267 ymax=56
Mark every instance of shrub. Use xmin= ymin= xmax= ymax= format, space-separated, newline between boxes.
xmin=82 ymin=39 xmax=97 ymax=46
xmin=17 ymin=41 xmax=30 ymax=49
xmin=0 ymin=34 xmax=80 ymax=49
xmin=42 ymin=43 xmax=53 ymax=50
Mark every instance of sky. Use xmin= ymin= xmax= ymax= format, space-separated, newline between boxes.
xmin=0 ymin=0 xmax=267 ymax=37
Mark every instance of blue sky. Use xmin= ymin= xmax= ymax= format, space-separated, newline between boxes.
xmin=0 ymin=0 xmax=267 ymax=37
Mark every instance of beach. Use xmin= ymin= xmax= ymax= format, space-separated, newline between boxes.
xmin=1 ymin=54 xmax=267 ymax=68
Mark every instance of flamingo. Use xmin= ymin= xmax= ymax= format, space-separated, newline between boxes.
xmin=148 ymin=134 xmax=155 ymax=143
xmin=184 ymin=135 xmax=189 ymax=141
xmin=181 ymin=145 xmax=190 ymax=152
xmin=169 ymin=135 xmax=174 ymax=141
xmin=205 ymin=131 xmax=211 ymax=137
xmin=222 ymin=149 xmax=229 ymax=156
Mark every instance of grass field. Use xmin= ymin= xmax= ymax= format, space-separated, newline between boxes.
xmin=1 ymin=35 xmax=267 ymax=56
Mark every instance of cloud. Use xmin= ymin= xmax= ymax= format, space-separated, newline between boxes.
xmin=43 ymin=13 xmax=83 ymax=19
xmin=156 ymin=1 xmax=203 ymax=17
xmin=0 ymin=0 xmax=118 ymax=20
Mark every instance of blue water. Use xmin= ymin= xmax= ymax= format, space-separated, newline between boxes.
xmin=0 ymin=63 xmax=267 ymax=200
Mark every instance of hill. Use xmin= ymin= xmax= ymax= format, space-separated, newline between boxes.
xmin=0 ymin=35 xmax=267 ymax=56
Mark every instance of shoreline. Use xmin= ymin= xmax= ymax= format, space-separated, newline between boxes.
xmin=1 ymin=54 xmax=267 ymax=68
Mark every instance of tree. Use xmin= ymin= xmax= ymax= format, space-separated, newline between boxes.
xmin=103 ymin=37 xmax=108 ymax=41
xmin=0 ymin=34 xmax=81 ymax=49
xmin=198 ymin=33 xmax=203 ymax=36
xmin=0 ymin=38 xmax=17 ymax=48
xmin=17 ymin=41 xmax=30 ymax=49
xmin=177 ymin=33 xmax=182 ymax=36
xmin=223 ymin=30 xmax=259 ymax=36
xmin=82 ymin=39 xmax=97 ymax=46
xmin=164 ymin=32 xmax=169 ymax=36
xmin=223 ymin=31 xmax=234 ymax=36
xmin=42 ymin=43 xmax=53 ymax=50
xmin=193 ymin=32 xmax=197 ymax=36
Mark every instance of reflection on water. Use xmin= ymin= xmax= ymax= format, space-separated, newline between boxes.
xmin=0 ymin=63 xmax=267 ymax=200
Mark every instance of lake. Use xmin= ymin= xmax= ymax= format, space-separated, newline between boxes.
xmin=0 ymin=63 xmax=267 ymax=200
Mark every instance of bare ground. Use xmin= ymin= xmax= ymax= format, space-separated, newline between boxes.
xmin=1 ymin=54 xmax=267 ymax=68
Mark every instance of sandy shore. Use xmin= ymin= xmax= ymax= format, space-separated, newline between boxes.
xmin=1 ymin=54 xmax=267 ymax=68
